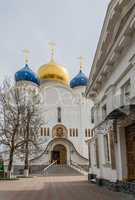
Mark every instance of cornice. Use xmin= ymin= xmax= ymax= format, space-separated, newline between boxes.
xmin=86 ymin=0 xmax=135 ymax=98
xmin=89 ymin=0 xmax=118 ymax=81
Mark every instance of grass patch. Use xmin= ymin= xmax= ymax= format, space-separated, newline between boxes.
xmin=0 ymin=177 xmax=19 ymax=181
xmin=16 ymin=175 xmax=33 ymax=178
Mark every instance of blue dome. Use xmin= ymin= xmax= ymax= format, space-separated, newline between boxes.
xmin=70 ymin=70 xmax=88 ymax=88
xmin=15 ymin=64 xmax=40 ymax=85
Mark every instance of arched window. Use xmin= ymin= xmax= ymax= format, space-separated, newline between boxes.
xmin=85 ymin=129 xmax=87 ymax=137
xmin=41 ymin=127 xmax=43 ymax=136
xmin=47 ymin=128 xmax=50 ymax=136
xmin=91 ymin=129 xmax=94 ymax=137
xmin=57 ymin=107 xmax=62 ymax=122
xmin=91 ymin=106 xmax=95 ymax=124
xmin=44 ymin=128 xmax=46 ymax=136
xmin=70 ymin=128 xmax=72 ymax=137
xmin=88 ymin=129 xmax=91 ymax=137
xmin=76 ymin=128 xmax=78 ymax=137
xmin=73 ymin=129 xmax=75 ymax=137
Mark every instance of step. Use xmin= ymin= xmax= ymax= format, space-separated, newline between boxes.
xmin=43 ymin=165 xmax=82 ymax=176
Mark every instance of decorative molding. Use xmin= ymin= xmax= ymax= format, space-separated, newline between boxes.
xmin=87 ymin=1 xmax=135 ymax=95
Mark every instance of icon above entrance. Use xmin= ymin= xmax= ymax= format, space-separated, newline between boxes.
xmin=52 ymin=124 xmax=68 ymax=138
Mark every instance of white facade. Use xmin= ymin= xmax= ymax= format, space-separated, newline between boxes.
xmin=34 ymin=79 xmax=93 ymax=166
xmin=86 ymin=0 xmax=135 ymax=189
xmin=3 ymin=59 xmax=94 ymax=174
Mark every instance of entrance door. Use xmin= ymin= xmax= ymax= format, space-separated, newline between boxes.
xmin=52 ymin=145 xmax=67 ymax=165
xmin=51 ymin=151 xmax=60 ymax=164
xmin=126 ymin=124 xmax=135 ymax=180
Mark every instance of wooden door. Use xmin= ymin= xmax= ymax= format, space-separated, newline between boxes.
xmin=60 ymin=150 xmax=67 ymax=164
xmin=126 ymin=124 xmax=135 ymax=180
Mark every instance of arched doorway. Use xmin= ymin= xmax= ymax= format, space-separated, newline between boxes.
xmin=51 ymin=144 xmax=67 ymax=164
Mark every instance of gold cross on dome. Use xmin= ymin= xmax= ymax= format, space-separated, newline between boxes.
xmin=78 ymin=56 xmax=84 ymax=70
xmin=49 ymin=42 xmax=56 ymax=61
xmin=23 ymin=49 xmax=30 ymax=64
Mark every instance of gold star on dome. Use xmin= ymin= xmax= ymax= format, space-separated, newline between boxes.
xmin=23 ymin=49 xmax=30 ymax=64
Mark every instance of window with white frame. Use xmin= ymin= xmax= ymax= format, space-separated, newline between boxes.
xmin=102 ymin=104 xmax=107 ymax=120
xmin=93 ymin=141 xmax=98 ymax=167
xmin=57 ymin=107 xmax=62 ymax=122
xmin=103 ymin=134 xmax=110 ymax=163
xmin=121 ymin=80 xmax=131 ymax=105
xmin=91 ymin=106 xmax=95 ymax=124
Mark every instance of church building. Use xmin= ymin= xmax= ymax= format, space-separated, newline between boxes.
xmin=3 ymin=45 xmax=94 ymax=174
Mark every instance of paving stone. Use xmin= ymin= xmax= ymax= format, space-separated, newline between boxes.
xmin=0 ymin=176 xmax=134 ymax=200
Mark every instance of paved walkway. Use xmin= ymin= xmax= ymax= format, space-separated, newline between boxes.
xmin=0 ymin=176 xmax=134 ymax=200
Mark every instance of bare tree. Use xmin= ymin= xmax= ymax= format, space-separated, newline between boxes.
xmin=0 ymin=79 xmax=26 ymax=178
xmin=19 ymin=88 xmax=43 ymax=177
xmin=0 ymin=79 xmax=44 ymax=178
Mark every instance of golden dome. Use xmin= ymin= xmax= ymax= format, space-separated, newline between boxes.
xmin=38 ymin=59 xmax=70 ymax=85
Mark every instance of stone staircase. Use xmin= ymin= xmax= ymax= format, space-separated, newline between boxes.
xmin=42 ymin=164 xmax=82 ymax=176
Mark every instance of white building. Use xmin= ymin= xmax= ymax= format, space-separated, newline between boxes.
xmin=86 ymin=0 xmax=135 ymax=193
xmin=5 ymin=48 xmax=94 ymax=174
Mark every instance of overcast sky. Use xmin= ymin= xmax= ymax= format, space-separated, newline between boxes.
xmin=0 ymin=0 xmax=110 ymax=82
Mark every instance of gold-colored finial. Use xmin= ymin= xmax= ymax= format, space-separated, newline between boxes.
xmin=78 ymin=56 xmax=84 ymax=71
xmin=23 ymin=49 xmax=30 ymax=64
xmin=49 ymin=42 xmax=56 ymax=62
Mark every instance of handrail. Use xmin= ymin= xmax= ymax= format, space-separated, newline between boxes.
xmin=70 ymin=160 xmax=88 ymax=172
xmin=42 ymin=160 xmax=57 ymax=175
xmin=71 ymin=161 xmax=82 ymax=171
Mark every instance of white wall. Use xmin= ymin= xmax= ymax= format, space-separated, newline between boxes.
xmin=94 ymin=39 xmax=135 ymax=127
xmin=39 ymin=81 xmax=94 ymax=158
